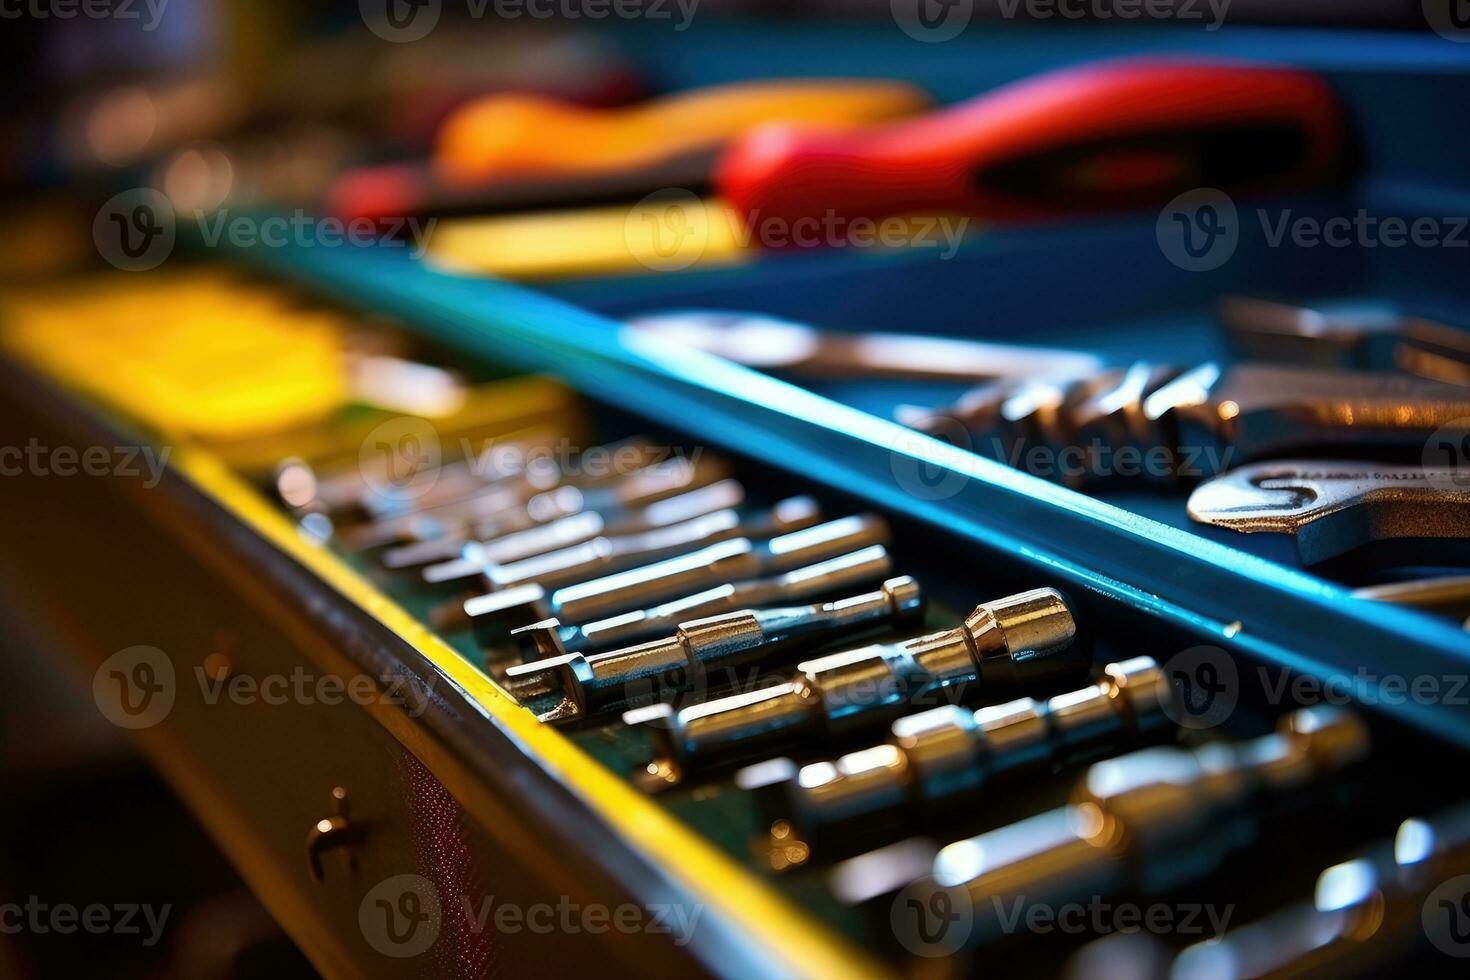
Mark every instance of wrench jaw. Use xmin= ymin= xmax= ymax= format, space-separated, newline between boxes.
xmin=1188 ymin=461 xmax=1470 ymax=570
xmin=1184 ymin=466 xmax=1321 ymax=535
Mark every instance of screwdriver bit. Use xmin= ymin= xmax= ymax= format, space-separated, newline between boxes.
xmin=464 ymin=513 xmax=890 ymax=648
xmin=357 ymin=437 xmax=667 ymax=522
xmin=422 ymin=496 xmax=820 ymax=591
xmin=345 ymin=452 xmax=730 ymax=550
xmin=381 ymin=478 xmax=746 ymax=570
xmin=1187 ymin=460 xmax=1470 ymax=566
xmin=502 ymin=576 xmax=925 ymax=723
xmin=1221 ymin=295 xmax=1470 ymax=386
xmin=528 ymin=544 xmax=898 ymax=658
xmin=737 ymin=656 xmax=1170 ymax=839
xmin=901 ymin=363 xmax=1470 ymax=484
xmin=841 ymin=705 xmax=1368 ymax=945
xmin=626 ymin=588 xmax=1082 ymax=786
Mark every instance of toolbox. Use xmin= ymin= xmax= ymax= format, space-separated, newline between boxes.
xmin=4 ymin=19 xmax=1470 ymax=980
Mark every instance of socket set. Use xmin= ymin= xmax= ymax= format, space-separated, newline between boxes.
xmin=259 ymin=322 xmax=1470 ymax=974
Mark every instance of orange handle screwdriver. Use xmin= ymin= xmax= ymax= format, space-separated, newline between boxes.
xmin=433 ymin=78 xmax=929 ymax=183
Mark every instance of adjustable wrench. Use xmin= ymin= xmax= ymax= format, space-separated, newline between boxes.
xmin=1186 ymin=460 xmax=1470 ymax=566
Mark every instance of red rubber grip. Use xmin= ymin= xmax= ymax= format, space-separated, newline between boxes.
xmin=715 ymin=59 xmax=1346 ymax=229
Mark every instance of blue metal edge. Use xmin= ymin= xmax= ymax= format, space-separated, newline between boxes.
xmin=228 ymin=238 xmax=1470 ymax=749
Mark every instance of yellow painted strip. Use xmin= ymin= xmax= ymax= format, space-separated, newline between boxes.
xmin=171 ymin=444 xmax=887 ymax=980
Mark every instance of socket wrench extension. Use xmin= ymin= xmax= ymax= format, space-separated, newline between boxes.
xmin=382 ymin=478 xmax=746 ymax=570
xmin=464 ymin=514 xmax=890 ymax=648
xmin=502 ymin=577 xmax=925 ymax=722
xmin=528 ymin=545 xmax=899 ymax=658
xmin=834 ymin=706 xmax=1368 ymax=945
xmin=1187 ymin=460 xmax=1470 ymax=566
xmin=737 ymin=656 xmax=1170 ymax=838
xmin=626 ymin=588 xmax=1082 ymax=786
xmin=422 ymin=496 xmax=821 ymax=591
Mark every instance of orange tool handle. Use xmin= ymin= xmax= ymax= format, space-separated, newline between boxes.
xmin=715 ymin=60 xmax=1346 ymax=228
xmin=434 ymin=79 xmax=929 ymax=182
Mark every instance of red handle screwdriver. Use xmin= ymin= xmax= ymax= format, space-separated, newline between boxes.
xmin=715 ymin=59 xmax=1346 ymax=230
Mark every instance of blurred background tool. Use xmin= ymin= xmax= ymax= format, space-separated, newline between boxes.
xmin=427 ymin=58 xmax=1349 ymax=279
xmin=628 ymin=587 xmax=1081 ymax=785
xmin=332 ymin=79 xmax=929 ymax=222
xmin=1188 ymin=461 xmax=1470 ymax=568
xmin=716 ymin=59 xmax=1346 ymax=234
xmin=627 ymin=311 xmax=1103 ymax=383
xmin=502 ymin=576 xmax=924 ymax=723
xmin=1221 ymin=296 xmax=1470 ymax=385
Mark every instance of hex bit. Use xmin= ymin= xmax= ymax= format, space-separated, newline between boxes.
xmin=625 ymin=587 xmax=1082 ymax=785
xmin=529 ymin=545 xmax=899 ymax=658
xmin=464 ymin=514 xmax=890 ymax=648
xmin=737 ymin=656 xmax=1170 ymax=837
xmin=840 ymin=705 xmax=1368 ymax=946
xmin=381 ymin=478 xmax=746 ymax=570
xmin=502 ymin=576 xmax=925 ymax=722
xmin=422 ymin=496 xmax=820 ymax=591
